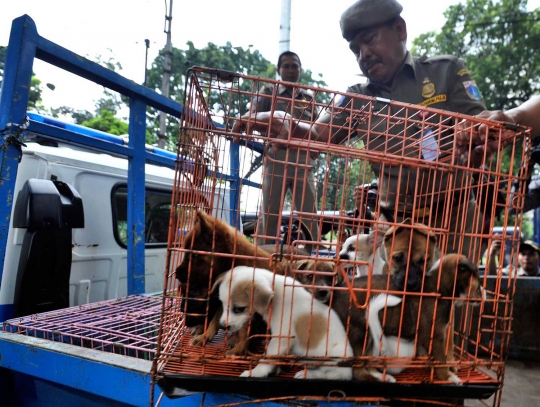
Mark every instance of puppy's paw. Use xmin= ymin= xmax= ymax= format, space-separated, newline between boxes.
xmin=448 ymin=373 xmax=462 ymax=385
xmin=225 ymin=344 xmax=245 ymax=356
xmin=243 ymin=365 xmax=272 ymax=377
xmin=189 ymin=333 xmax=205 ymax=347
xmin=190 ymin=325 xmax=204 ymax=336
xmin=370 ymin=371 xmax=396 ymax=383
xmin=294 ymin=370 xmax=307 ymax=379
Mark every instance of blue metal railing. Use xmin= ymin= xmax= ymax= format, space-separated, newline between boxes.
xmin=0 ymin=15 xmax=257 ymax=304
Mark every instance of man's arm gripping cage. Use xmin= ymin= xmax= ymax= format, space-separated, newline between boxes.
xmin=152 ymin=67 xmax=531 ymax=405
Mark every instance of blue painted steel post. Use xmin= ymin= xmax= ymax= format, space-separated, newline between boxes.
xmin=127 ymin=98 xmax=147 ymax=294
xmin=0 ymin=16 xmax=37 ymax=306
xmin=229 ymin=142 xmax=241 ymax=229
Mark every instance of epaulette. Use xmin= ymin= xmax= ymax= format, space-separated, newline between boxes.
xmin=259 ymin=85 xmax=274 ymax=95
xmin=417 ymin=54 xmax=459 ymax=64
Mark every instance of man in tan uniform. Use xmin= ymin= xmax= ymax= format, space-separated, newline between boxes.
xmin=236 ymin=0 xmax=495 ymax=261
xmin=324 ymin=0 xmax=487 ymax=259
xmin=251 ymin=51 xmax=319 ymax=248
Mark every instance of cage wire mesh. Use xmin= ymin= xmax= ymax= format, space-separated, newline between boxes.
xmin=152 ymin=67 xmax=531 ymax=406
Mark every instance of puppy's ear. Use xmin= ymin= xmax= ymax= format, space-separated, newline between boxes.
xmin=252 ymin=281 xmax=274 ymax=315
xmin=291 ymin=259 xmax=311 ymax=271
xmin=338 ymin=230 xmax=350 ymax=245
xmin=210 ymin=272 xmax=228 ymax=294
xmin=196 ymin=210 xmax=215 ymax=243
xmin=428 ymin=231 xmax=438 ymax=245
xmin=383 ymin=219 xmax=408 ymax=244
xmin=368 ymin=230 xmax=384 ymax=247
xmin=458 ymin=256 xmax=477 ymax=276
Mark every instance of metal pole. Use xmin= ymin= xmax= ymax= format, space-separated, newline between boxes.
xmin=158 ymin=0 xmax=173 ymax=149
xmin=144 ymin=39 xmax=150 ymax=87
xmin=279 ymin=0 xmax=292 ymax=55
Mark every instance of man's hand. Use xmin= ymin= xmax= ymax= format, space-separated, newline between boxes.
xmin=231 ymin=111 xmax=293 ymax=153
xmin=455 ymin=111 xmax=516 ymax=168
xmin=489 ymin=239 xmax=502 ymax=258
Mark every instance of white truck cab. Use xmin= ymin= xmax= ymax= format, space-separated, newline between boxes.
xmin=0 ymin=129 xmax=232 ymax=321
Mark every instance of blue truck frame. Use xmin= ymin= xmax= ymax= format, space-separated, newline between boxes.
xmin=0 ymin=14 xmax=369 ymax=407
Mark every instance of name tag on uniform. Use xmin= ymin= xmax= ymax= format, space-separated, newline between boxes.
xmin=420 ymin=129 xmax=439 ymax=161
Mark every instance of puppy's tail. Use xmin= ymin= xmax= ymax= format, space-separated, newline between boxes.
xmin=368 ymin=294 xmax=402 ymax=357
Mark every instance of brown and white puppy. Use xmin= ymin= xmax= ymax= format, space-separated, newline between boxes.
xmin=293 ymin=258 xmax=342 ymax=304
xmin=383 ymin=218 xmax=439 ymax=292
xmin=366 ymin=254 xmax=484 ymax=383
xmin=330 ymin=218 xmax=438 ymax=382
xmin=332 ymin=254 xmax=483 ymax=382
xmin=175 ymin=210 xmax=285 ymax=354
xmin=215 ymin=266 xmax=353 ymax=379
xmin=175 ymin=212 xmax=325 ymax=354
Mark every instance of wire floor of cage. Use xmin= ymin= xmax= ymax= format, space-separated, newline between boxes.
xmin=2 ymin=294 xmax=162 ymax=360
xmin=156 ymin=322 xmax=501 ymax=401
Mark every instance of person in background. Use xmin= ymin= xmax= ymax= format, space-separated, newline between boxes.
xmin=488 ymin=239 xmax=540 ymax=277
xmin=251 ymin=51 xmax=319 ymax=248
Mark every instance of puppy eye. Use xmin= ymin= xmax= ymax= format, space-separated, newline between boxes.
xmin=306 ymin=274 xmax=314 ymax=281
xmin=418 ymin=256 xmax=425 ymax=265
xmin=232 ymin=306 xmax=246 ymax=314
xmin=393 ymin=253 xmax=404 ymax=263
xmin=348 ymin=246 xmax=355 ymax=252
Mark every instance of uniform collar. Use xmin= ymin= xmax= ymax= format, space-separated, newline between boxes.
xmin=277 ymin=83 xmax=310 ymax=97
xmin=517 ymin=266 xmax=540 ymax=277
xmin=277 ymin=83 xmax=293 ymax=95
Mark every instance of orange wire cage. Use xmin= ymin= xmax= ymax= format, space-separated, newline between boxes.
xmin=151 ymin=67 xmax=531 ymax=407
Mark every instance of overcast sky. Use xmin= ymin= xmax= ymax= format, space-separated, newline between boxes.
xmin=2 ymin=0 xmax=540 ymax=116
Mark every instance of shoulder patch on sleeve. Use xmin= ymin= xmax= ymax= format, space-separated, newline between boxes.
xmin=333 ymin=94 xmax=345 ymax=107
xmin=457 ymin=68 xmax=470 ymax=76
xmin=462 ymin=80 xmax=483 ymax=101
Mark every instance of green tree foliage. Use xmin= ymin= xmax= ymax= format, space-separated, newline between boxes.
xmin=145 ymin=41 xmax=328 ymax=149
xmin=411 ymin=0 xmax=540 ymax=111
xmin=82 ymin=109 xmax=128 ymax=135
xmin=0 ymin=45 xmax=43 ymax=111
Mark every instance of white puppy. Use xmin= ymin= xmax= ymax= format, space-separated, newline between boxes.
xmin=339 ymin=230 xmax=385 ymax=277
xmin=367 ymin=294 xmax=416 ymax=382
xmin=215 ymin=266 xmax=353 ymax=380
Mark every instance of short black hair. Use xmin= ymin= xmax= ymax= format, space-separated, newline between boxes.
xmin=277 ymin=51 xmax=301 ymax=69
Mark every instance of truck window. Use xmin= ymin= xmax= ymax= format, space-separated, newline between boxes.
xmin=112 ymin=184 xmax=172 ymax=247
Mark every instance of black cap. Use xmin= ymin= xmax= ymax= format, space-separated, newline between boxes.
xmin=340 ymin=0 xmax=404 ymax=42
xmin=520 ymin=240 xmax=540 ymax=254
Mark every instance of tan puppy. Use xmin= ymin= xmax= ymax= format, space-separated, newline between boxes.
xmin=383 ymin=218 xmax=439 ymax=291
xmin=367 ymin=254 xmax=484 ymax=383
xmin=175 ymin=211 xmax=285 ymax=354
xmin=215 ymin=266 xmax=353 ymax=379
